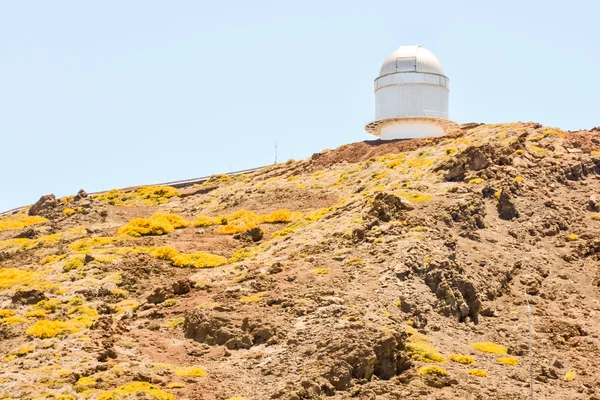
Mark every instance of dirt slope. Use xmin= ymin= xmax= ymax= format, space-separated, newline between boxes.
xmin=1 ymin=122 xmax=599 ymax=400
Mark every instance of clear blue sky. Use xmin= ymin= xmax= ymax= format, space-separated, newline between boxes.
xmin=1 ymin=1 xmax=598 ymax=212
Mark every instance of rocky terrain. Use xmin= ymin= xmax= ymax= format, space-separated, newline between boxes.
xmin=1 ymin=122 xmax=599 ymax=400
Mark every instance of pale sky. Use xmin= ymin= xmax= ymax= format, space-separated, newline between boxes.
xmin=1 ymin=0 xmax=598 ymax=212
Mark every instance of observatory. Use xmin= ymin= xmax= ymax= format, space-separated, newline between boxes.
xmin=365 ymin=45 xmax=452 ymax=140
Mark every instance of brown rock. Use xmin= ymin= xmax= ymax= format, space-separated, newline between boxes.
xmin=28 ymin=194 xmax=57 ymax=216
xmin=74 ymin=189 xmax=88 ymax=201
xmin=497 ymin=188 xmax=518 ymax=220
xmin=11 ymin=289 xmax=47 ymax=305
xmin=172 ymin=279 xmax=193 ymax=295
xmin=589 ymin=195 xmax=600 ymax=212
xmin=146 ymin=287 xmax=172 ymax=304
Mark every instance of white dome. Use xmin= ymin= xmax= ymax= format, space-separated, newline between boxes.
xmin=365 ymin=44 xmax=454 ymax=140
xmin=379 ymin=45 xmax=445 ymax=76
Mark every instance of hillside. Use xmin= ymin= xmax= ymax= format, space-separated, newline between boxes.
xmin=1 ymin=122 xmax=599 ymax=400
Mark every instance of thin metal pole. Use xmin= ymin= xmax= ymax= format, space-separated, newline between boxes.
xmin=525 ymin=292 xmax=534 ymax=400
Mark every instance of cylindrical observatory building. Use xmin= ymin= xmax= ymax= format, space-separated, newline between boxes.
xmin=365 ymin=45 xmax=452 ymax=140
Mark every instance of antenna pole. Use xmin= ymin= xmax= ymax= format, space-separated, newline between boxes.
xmin=274 ymin=141 xmax=278 ymax=164
xmin=525 ymin=290 xmax=534 ymax=400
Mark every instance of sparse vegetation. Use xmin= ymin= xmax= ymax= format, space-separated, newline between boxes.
xmin=63 ymin=257 xmax=84 ymax=272
xmin=117 ymin=214 xmax=189 ymax=237
xmin=467 ymin=369 xmax=488 ymax=377
xmin=26 ymin=320 xmax=79 ymax=339
xmin=418 ymin=366 xmax=447 ymax=376
xmin=468 ymin=178 xmax=485 ymax=184
xmin=94 ymin=185 xmax=180 ymax=206
xmin=239 ymin=295 xmax=261 ymax=304
xmin=96 ymin=381 xmax=174 ymax=400
xmin=312 ymin=268 xmax=330 ymax=275
xmin=0 ymin=268 xmax=40 ymax=289
xmin=171 ymin=251 xmax=228 ymax=268
xmin=449 ymin=354 xmax=476 ymax=364
xmin=496 ymin=356 xmax=518 ymax=366
xmin=0 ymin=215 xmax=48 ymax=232
xmin=193 ymin=215 xmax=226 ymax=227
xmin=406 ymin=342 xmax=446 ymax=363
xmin=0 ymin=122 xmax=596 ymax=399
xmin=564 ymin=370 xmax=576 ymax=381
xmin=15 ymin=345 xmax=35 ymax=357
xmin=470 ymin=342 xmax=507 ymax=355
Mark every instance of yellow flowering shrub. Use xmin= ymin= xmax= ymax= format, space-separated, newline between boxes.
xmin=468 ymin=178 xmax=485 ymax=184
xmin=406 ymin=342 xmax=446 ymax=363
xmin=165 ymin=318 xmax=185 ymax=330
xmin=97 ymin=381 xmax=174 ymax=400
xmin=117 ymin=214 xmax=189 ymax=237
xmin=114 ymin=300 xmax=140 ymax=313
xmin=470 ymin=342 xmax=507 ymax=354
xmin=67 ymin=305 xmax=98 ymax=317
xmin=0 ymin=310 xmax=15 ymax=318
xmin=261 ymin=209 xmax=293 ymax=223
xmin=449 ymin=354 xmax=476 ymax=364
xmin=0 ymin=268 xmax=39 ymax=289
xmin=153 ymin=363 xmax=206 ymax=377
xmin=151 ymin=246 xmax=180 ymax=260
xmin=418 ymin=366 xmax=447 ymax=376
xmin=166 ymin=382 xmax=185 ymax=389
xmin=0 ymin=215 xmax=49 ymax=232
xmin=76 ymin=377 xmax=97 ymax=387
xmin=193 ymin=215 xmax=225 ymax=227
xmin=1 ymin=315 xmax=29 ymax=325
xmin=216 ymin=223 xmax=253 ymax=235
xmin=94 ymin=186 xmax=179 ymax=206
xmin=496 ymin=356 xmax=518 ymax=366
xmin=69 ymin=237 xmax=128 ymax=252
xmin=25 ymin=309 xmax=47 ymax=318
xmin=312 ymin=268 xmax=330 ymax=275
xmin=564 ymin=370 xmax=576 ymax=381
xmin=3 ymin=354 xmax=16 ymax=362
xmin=272 ymin=208 xmax=330 ymax=237
xmin=39 ymin=254 xmax=67 ymax=265
xmin=94 ymin=189 xmax=129 ymax=205
xmin=135 ymin=186 xmax=180 ymax=205
xmin=228 ymin=247 xmax=259 ymax=263
xmin=63 ymin=257 xmax=85 ymax=272
xmin=468 ymin=369 xmax=488 ymax=377
xmin=346 ymin=257 xmax=365 ymax=266
xmin=171 ymin=251 xmax=228 ymax=268
xmin=15 ymin=345 xmax=35 ymax=356
xmin=36 ymin=299 xmax=62 ymax=312
xmin=26 ymin=320 xmax=79 ymax=339
xmin=372 ymin=172 xmax=389 ymax=180
xmin=395 ymin=191 xmax=433 ymax=203
xmin=163 ymin=299 xmax=178 ymax=307
xmin=63 ymin=208 xmax=75 ymax=216
xmin=386 ymin=160 xmax=403 ymax=169
xmin=239 ymin=295 xmax=261 ymax=304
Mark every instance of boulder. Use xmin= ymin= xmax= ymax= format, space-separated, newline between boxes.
xmin=28 ymin=194 xmax=57 ymax=216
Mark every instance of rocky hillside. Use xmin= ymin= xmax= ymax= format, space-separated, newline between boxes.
xmin=1 ymin=122 xmax=599 ymax=400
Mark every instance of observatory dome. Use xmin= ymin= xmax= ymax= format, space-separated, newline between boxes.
xmin=365 ymin=45 xmax=453 ymax=140
xmin=379 ymin=45 xmax=445 ymax=76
